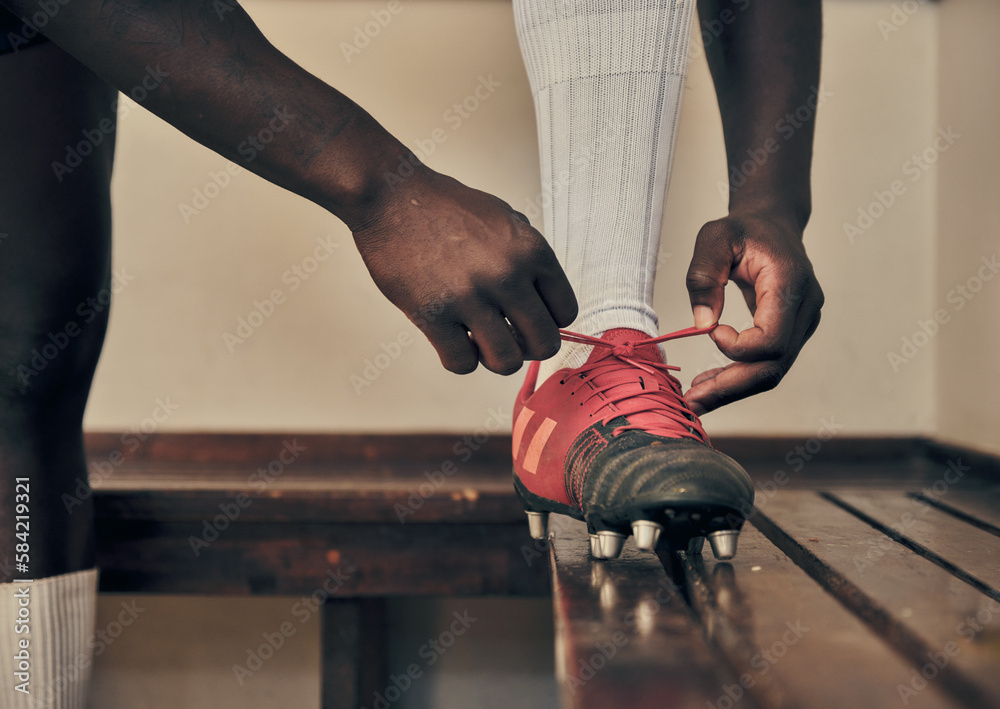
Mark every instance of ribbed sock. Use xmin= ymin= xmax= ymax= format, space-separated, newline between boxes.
xmin=513 ymin=0 xmax=696 ymax=381
xmin=1 ymin=569 xmax=98 ymax=709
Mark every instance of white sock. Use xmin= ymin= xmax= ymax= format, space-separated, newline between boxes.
xmin=513 ymin=0 xmax=696 ymax=381
xmin=1 ymin=569 xmax=98 ymax=709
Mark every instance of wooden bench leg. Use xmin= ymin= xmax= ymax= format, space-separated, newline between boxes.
xmin=322 ymin=598 xmax=387 ymax=709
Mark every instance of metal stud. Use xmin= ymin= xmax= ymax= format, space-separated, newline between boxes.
xmin=597 ymin=531 xmax=627 ymax=559
xmin=526 ymin=511 xmax=549 ymax=540
xmin=589 ymin=534 xmax=606 ymax=559
xmin=631 ymin=520 xmax=664 ymax=552
xmin=708 ymin=530 xmax=740 ymax=560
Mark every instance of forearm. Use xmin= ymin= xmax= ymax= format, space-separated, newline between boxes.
xmin=1 ymin=0 xmax=409 ymax=229
xmin=698 ymin=0 xmax=821 ymax=229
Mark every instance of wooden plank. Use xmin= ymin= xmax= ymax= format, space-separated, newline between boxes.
xmin=831 ymin=491 xmax=1000 ymax=595
xmin=93 ymin=480 xmax=527 ymax=525
xmin=95 ymin=521 xmax=548 ymax=597
xmin=909 ymin=491 xmax=1000 ymax=537
xmin=547 ymin=516 xmax=749 ymax=709
xmin=755 ymin=491 xmax=1000 ymax=709
xmin=679 ymin=521 xmax=962 ymax=709
xmin=84 ymin=432 xmax=928 ymax=467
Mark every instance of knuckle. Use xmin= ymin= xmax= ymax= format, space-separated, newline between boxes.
xmin=685 ymin=268 xmax=721 ymax=294
xmin=754 ymin=343 xmax=787 ymax=361
xmin=752 ymin=364 xmax=785 ymax=393
xmin=537 ymin=335 xmax=562 ymax=360
xmin=448 ymin=357 xmax=478 ymax=375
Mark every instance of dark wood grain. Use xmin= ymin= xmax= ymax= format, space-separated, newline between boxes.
xmin=95 ymin=520 xmax=548 ymax=597
xmin=756 ymin=491 xmax=1000 ymax=709
xmin=680 ymin=520 xmax=963 ymax=709
xmin=547 ymin=516 xmax=748 ymax=709
xmin=830 ymin=491 xmax=1000 ymax=596
xmin=908 ymin=491 xmax=1000 ymax=538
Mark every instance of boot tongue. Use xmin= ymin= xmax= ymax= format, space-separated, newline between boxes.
xmin=584 ymin=328 xmax=665 ymax=366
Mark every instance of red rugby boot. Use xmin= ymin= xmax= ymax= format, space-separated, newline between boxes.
xmin=512 ymin=327 xmax=754 ymax=560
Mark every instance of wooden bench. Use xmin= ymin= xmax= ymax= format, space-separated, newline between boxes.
xmin=88 ymin=433 xmax=1000 ymax=708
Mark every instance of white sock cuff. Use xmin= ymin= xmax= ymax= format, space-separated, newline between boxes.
xmin=1 ymin=569 xmax=98 ymax=709
xmin=514 ymin=0 xmax=694 ymax=88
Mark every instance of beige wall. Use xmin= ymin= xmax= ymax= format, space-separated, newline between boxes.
xmin=936 ymin=0 xmax=1000 ymax=457
xmin=85 ymin=0 xmax=942 ymax=440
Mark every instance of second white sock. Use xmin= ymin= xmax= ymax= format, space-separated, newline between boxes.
xmin=0 ymin=569 xmax=98 ymax=709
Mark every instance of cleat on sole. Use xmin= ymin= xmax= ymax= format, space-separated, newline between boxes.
xmin=597 ymin=531 xmax=626 ymax=559
xmin=526 ymin=511 xmax=549 ymax=540
xmin=631 ymin=520 xmax=664 ymax=552
xmin=589 ymin=534 xmax=606 ymax=559
xmin=708 ymin=530 xmax=740 ymax=560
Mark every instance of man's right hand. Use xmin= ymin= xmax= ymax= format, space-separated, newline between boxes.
xmin=352 ymin=166 xmax=577 ymax=375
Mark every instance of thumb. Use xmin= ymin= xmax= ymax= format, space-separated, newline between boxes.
xmin=686 ymin=220 xmax=737 ymax=329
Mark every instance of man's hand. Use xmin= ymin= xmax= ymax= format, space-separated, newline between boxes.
xmin=352 ymin=166 xmax=577 ymax=375
xmin=684 ymin=211 xmax=823 ymax=415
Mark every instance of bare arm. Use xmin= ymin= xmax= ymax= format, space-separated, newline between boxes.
xmin=1 ymin=0 xmax=577 ymax=373
xmin=685 ymin=0 xmax=825 ymax=413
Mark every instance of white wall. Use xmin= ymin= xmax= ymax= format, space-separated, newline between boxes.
xmin=85 ymin=0 xmax=941 ymax=439
xmin=936 ymin=0 xmax=1000 ymax=457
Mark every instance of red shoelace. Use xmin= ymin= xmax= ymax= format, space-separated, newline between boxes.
xmin=557 ymin=325 xmax=716 ymax=443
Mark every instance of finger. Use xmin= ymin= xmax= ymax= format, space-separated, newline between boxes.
xmin=466 ymin=308 xmax=525 ymax=375
xmin=534 ymin=239 xmax=579 ymax=327
xmin=425 ymin=322 xmax=480 ymax=375
xmin=710 ymin=267 xmax=809 ymax=363
xmin=686 ymin=221 xmax=737 ymax=329
xmin=690 ymin=365 xmax=727 ymax=390
xmin=684 ymin=360 xmax=785 ymax=415
xmin=685 ymin=294 xmax=821 ymax=413
xmin=502 ymin=291 xmax=562 ymax=361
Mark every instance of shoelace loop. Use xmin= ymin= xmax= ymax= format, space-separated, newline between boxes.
xmin=557 ymin=324 xmax=717 ymax=441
